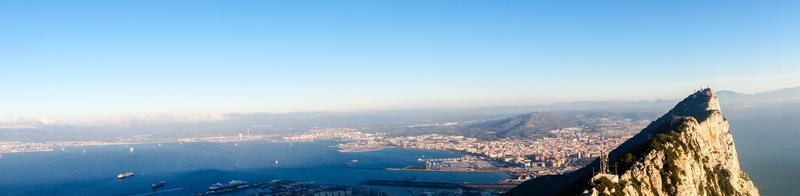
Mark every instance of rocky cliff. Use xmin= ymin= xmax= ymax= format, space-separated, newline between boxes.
xmin=505 ymin=88 xmax=759 ymax=196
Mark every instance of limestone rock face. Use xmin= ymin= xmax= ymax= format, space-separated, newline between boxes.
xmin=505 ymin=89 xmax=759 ymax=196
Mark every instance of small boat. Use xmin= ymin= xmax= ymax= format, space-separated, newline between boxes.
xmin=129 ymin=147 xmax=135 ymax=153
xmin=274 ymin=160 xmax=279 ymax=165
xmin=151 ymin=180 xmax=166 ymax=189
xmin=117 ymin=172 xmax=134 ymax=179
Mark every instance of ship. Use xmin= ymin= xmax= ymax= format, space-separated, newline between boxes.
xmin=117 ymin=172 xmax=134 ymax=179
xmin=151 ymin=180 xmax=166 ymax=189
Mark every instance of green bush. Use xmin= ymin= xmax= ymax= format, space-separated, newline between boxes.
xmin=623 ymin=153 xmax=634 ymax=164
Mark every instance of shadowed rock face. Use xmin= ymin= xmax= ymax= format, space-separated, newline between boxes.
xmin=505 ymin=89 xmax=759 ymax=196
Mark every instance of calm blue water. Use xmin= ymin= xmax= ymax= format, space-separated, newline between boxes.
xmin=728 ymin=104 xmax=800 ymax=196
xmin=0 ymin=140 xmax=508 ymax=195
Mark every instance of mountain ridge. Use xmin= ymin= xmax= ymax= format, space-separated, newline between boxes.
xmin=505 ymin=88 xmax=759 ymax=196
xmin=460 ymin=111 xmax=658 ymax=139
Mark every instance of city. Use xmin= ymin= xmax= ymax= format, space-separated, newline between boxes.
xmin=0 ymin=116 xmax=649 ymax=185
xmin=285 ymin=119 xmax=648 ymax=182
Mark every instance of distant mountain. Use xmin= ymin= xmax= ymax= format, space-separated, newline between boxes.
xmin=0 ymin=110 xmax=518 ymax=142
xmin=718 ymin=87 xmax=800 ymax=106
xmin=505 ymin=89 xmax=759 ymax=195
xmin=2 ymin=87 xmax=796 ymax=142
xmin=471 ymin=86 xmax=800 ymax=114
xmin=460 ymin=111 xmax=658 ymax=139
xmin=460 ymin=112 xmax=579 ymax=139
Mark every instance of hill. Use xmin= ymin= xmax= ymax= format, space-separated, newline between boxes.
xmin=505 ymin=88 xmax=759 ymax=195
xmin=718 ymin=87 xmax=800 ymax=106
xmin=460 ymin=111 xmax=657 ymax=139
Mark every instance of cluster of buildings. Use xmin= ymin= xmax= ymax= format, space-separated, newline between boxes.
xmin=176 ymin=133 xmax=277 ymax=143
xmin=0 ymin=139 xmax=143 ymax=153
xmin=0 ymin=133 xmax=284 ymax=154
xmin=383 ymin=127 xmax=639 ymax=177
xmin=279 ymin=118 xmax=648 ymax=179
xmin=0 ymin=141 xmax=54 ymax=153
xmin=283 ymin=128 xmax=385 ymax=142
xmin=417 ymin=155 xmax=501 ymax=172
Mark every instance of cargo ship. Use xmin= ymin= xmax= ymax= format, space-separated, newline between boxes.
xmin=151 ymin=180 xmax=165 ymax=189
xmin=116 ymin=172 xmax=134 ymax=179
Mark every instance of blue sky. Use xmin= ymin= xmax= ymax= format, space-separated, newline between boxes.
xmin=1 ymin=0 xmax=799 ymax=119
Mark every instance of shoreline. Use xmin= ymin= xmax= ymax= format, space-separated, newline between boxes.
xmin=385 ymin=167 xmax=511 ymax=173
xmin=335 ymin=144 xmax=389 ymax=153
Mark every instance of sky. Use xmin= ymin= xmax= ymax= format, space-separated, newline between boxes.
xmin=1 ymin=0 xmax=799 ymax=120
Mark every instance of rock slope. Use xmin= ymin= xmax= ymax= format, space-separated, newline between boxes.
xmin=505 ymin=88 xmax=759 ymax=196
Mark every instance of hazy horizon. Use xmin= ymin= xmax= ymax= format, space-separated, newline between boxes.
xmin=3 ymin=1 xmax=799 ymax=120
xmin=0 ymin=86 xmax=796 ymax=126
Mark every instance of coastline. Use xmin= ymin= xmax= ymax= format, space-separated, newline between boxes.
xmin=336 ymin=144 xmax=389 ymax=153
xmin=385 ymin=167 xmax=512 ymax=173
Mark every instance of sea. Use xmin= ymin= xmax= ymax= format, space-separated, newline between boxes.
xmin=728 ymin=103 xmax=800 ymax=196
xmin=0 ymin=140 xmax=509 ymax=195
xmin=0 ymin=104 xmax=796 ymax=196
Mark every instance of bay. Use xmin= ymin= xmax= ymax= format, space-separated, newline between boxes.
xmin=0 ymin=140 xmax=509 ymax=195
